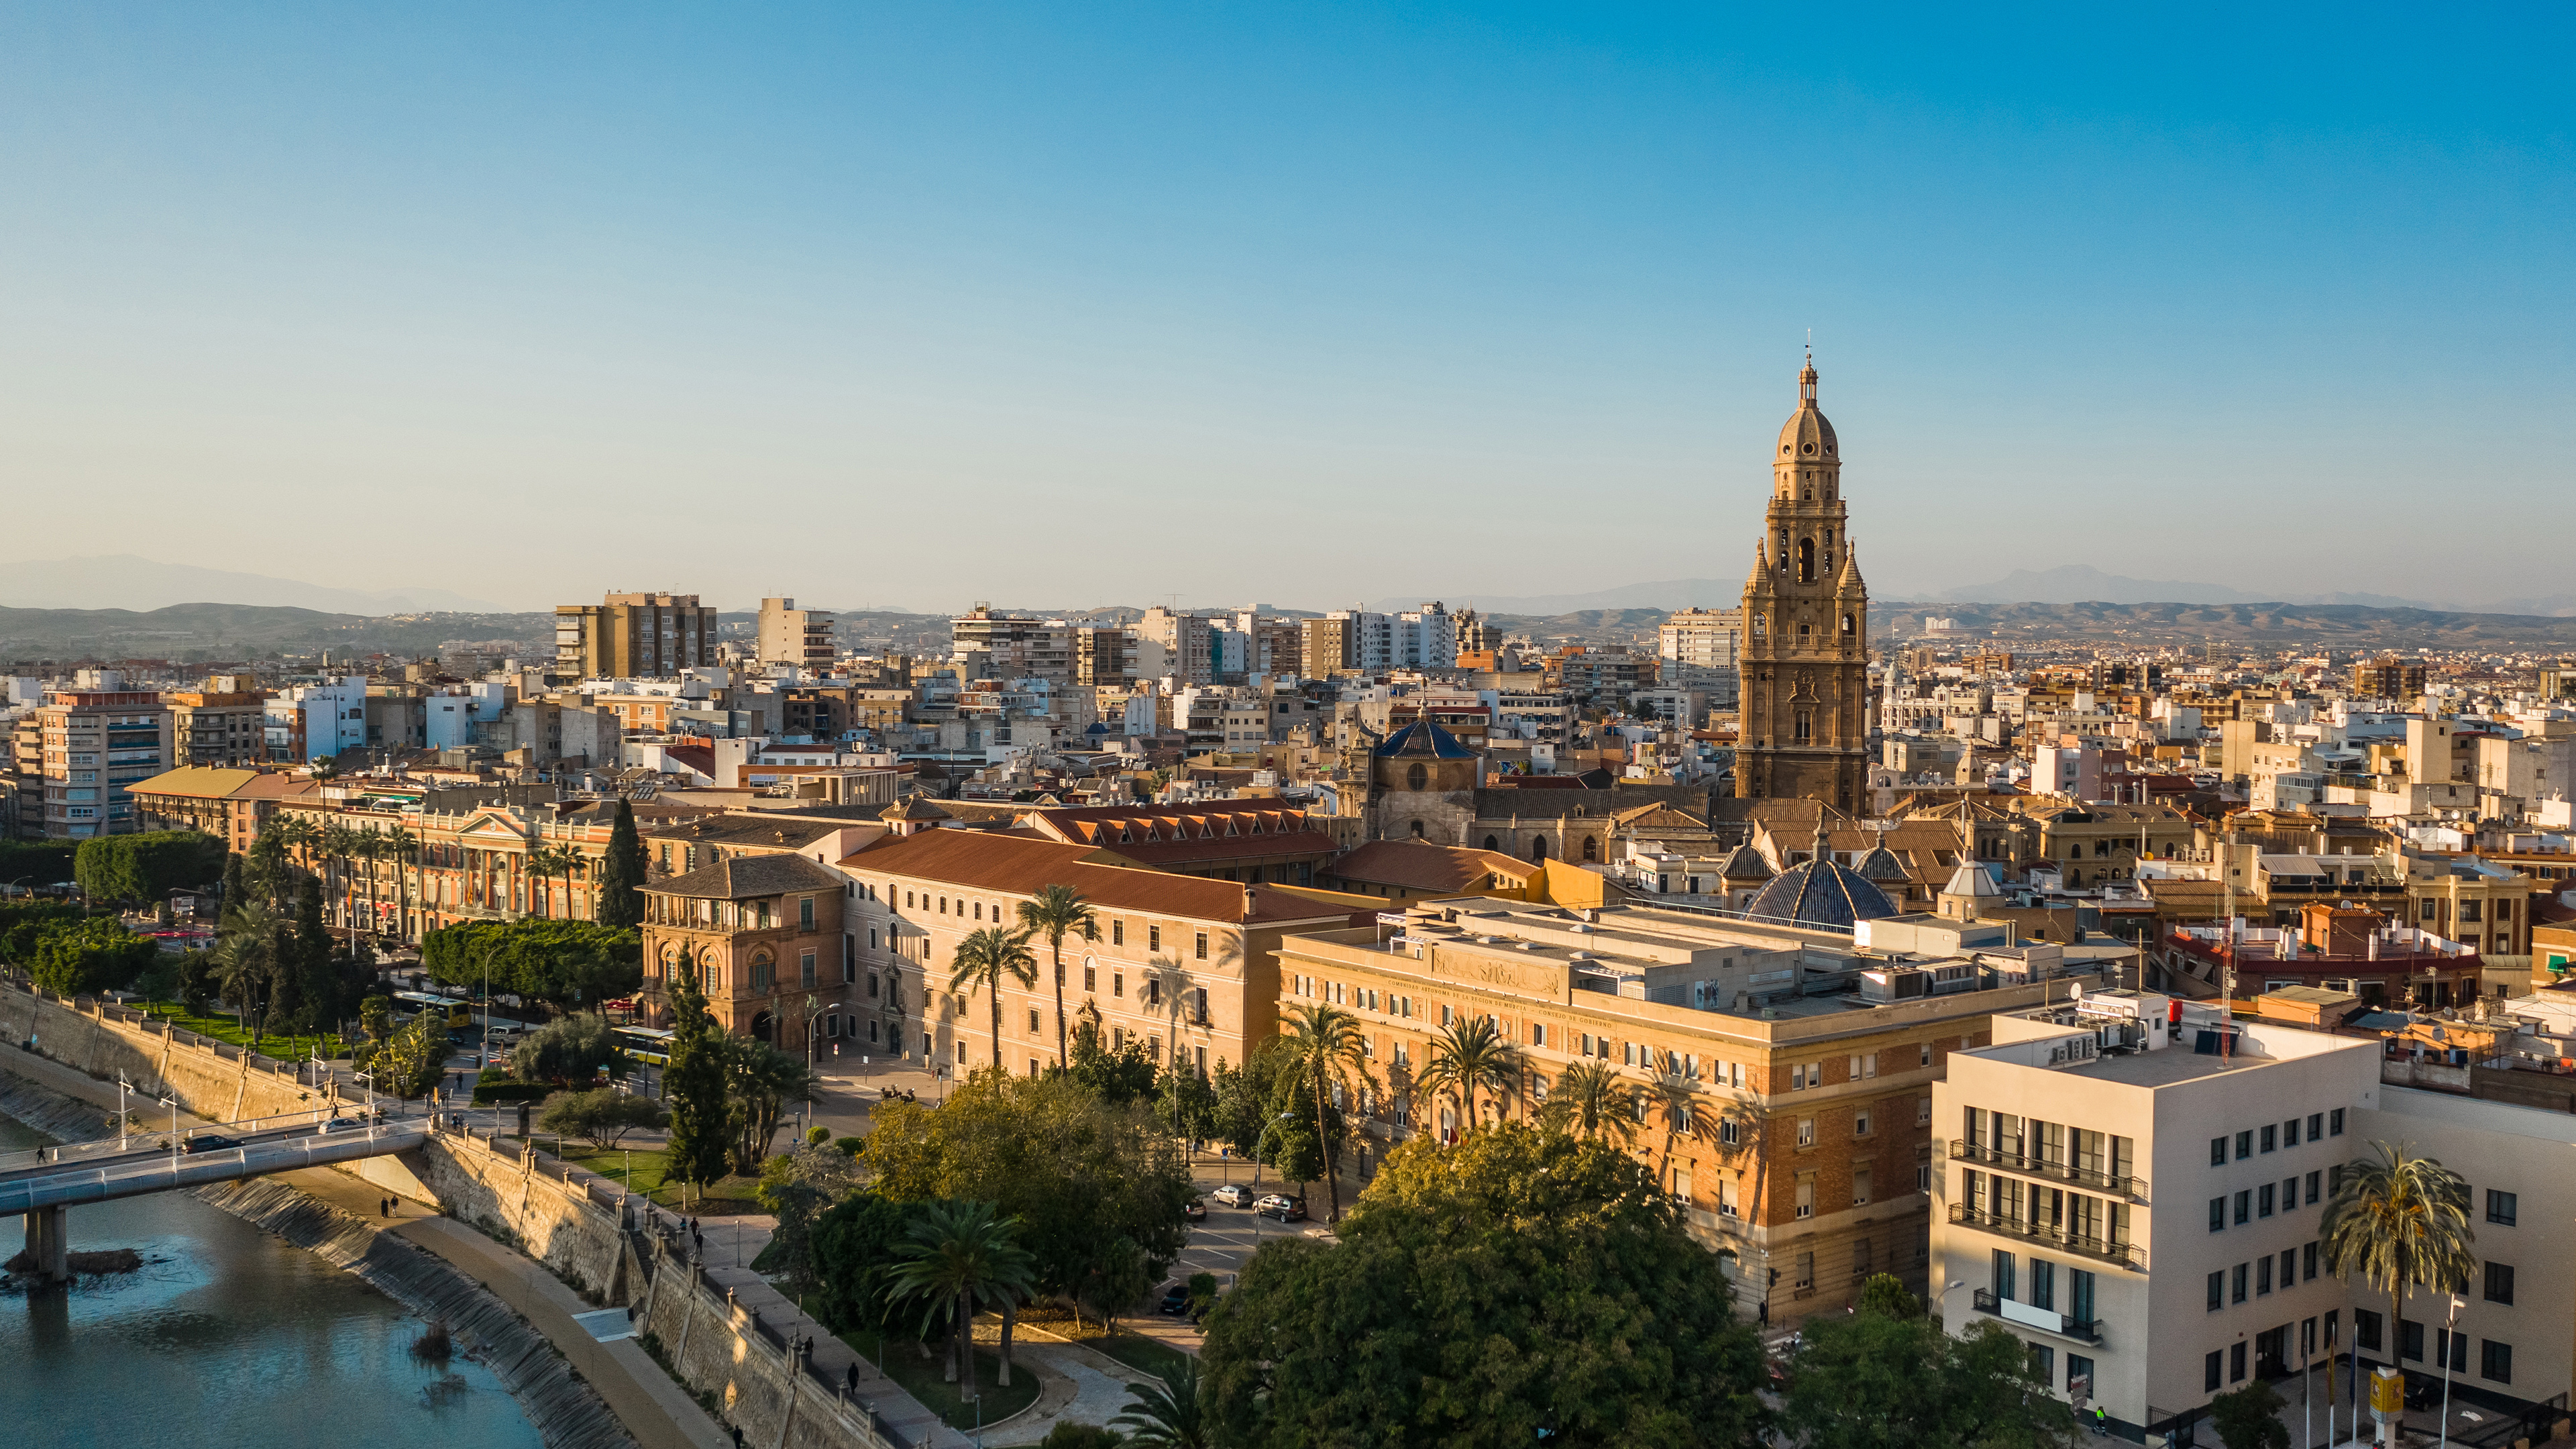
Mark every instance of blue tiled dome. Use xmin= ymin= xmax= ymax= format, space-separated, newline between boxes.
xmin=1374 ymin=721 xmax=1474 ymax=759
xmin=1745 ymin=857 xmax=1901 ymax=930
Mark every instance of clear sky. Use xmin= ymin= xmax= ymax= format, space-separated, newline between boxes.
xmin=3 ymin=5 xmax=2569 ymax=614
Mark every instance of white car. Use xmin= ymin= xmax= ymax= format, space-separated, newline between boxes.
xmin=1210 ymin=1183 xmax=1252 ymax=1207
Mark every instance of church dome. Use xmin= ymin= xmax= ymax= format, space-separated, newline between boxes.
xmin=1854 ymin=844 xmax=1911 ymax=884
xmin=1744 ymin=853 xmax=1900 ymax=930
xmin=1777 ymin=359 xmax=1838 ymax=461
xmin=1375 ymin=720 xmax=1474 ymax=759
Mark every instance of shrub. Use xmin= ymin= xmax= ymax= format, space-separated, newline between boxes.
xmin=511 ymin=1013 xmax=622 ymax=1084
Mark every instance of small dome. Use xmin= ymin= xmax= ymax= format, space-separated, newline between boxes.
xmin=1374 ymin=720 xmax=1474 ymax=759
xmin=1745 ymin=855 xmax=1901 ymax=930
xmin=1719 ymin=844 xmax=1775 ymax=881
xmin=1854 ymin=845 xmax=1911 ymax=883
xmin=1941 ymin=861 xmax=2004 ymax=898
xmin=1777 ymin=359 xmax=1839 ymax=461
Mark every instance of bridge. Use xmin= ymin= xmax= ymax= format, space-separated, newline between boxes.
xmin=5 ymin=1110 xmax=429 ymax=1285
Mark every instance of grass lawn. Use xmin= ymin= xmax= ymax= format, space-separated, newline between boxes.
xmin=832 ymin=1323 xmax=1042 ymax=1432
xmin=551 ymin=1142 xmax=763 ymax=1215
xmin=1014 ymin=1301 xmax=1196 ymax=1381
xmin=136 ymin=1001 xmax=354 ymax=1067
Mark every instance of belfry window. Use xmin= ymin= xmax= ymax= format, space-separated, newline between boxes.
xmin=1752 ymin=614 xmax=1766 ymax=637
xmin=1795 ymin=711 xmax=1813 ymax=743
xmin=1798 ymin=538 xmax=1815 ymax=584
xmin=1842 ymin=613 xmax=1856 ymax=635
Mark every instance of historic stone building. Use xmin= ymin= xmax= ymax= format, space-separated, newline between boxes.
xmin=1738 ymin=354 xmax=1870 ymax=811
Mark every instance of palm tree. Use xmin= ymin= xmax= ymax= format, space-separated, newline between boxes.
xmin=1016 ymin=884 xmax=1094 ymax=1069
xmin=350 ymin=826 xmax=386 ymax=937
xmin=883 ymin=1200 xmax=1038 ymax=1398
xmin=949 ymin=926 xmax=1039 ymax=1077
xmin=1645 ymin=1051 xmax=1710 ymax=1194
xmin=384 ymin=824 xmax=421 ymax=940
xmin=1281 ymin=1002 xmax=1373 ymax=1222
xmin=317 ymin=821 xmax=360 ymax=926
xmin=2322 ymin=1142 xmax=2477 ymax=1364
xmin=1414 ymin=1015 xmax=1520 ymax=1141
xmin=212 ymin=898 xmax=287 ymax=1046
xmin=1538 ymin=1059 xmax=1639 ymax=1145
xmin=529 ymin=843 xmax=578 ymax=920
xmin=1111 ymin=1354 xmax=1210 ymax=1448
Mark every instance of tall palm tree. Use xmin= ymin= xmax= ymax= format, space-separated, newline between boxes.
xmin=1111 ymin=1355 xmax=1210 ymax=1448
xmin=884 ymin=1200 xmax=1038 ymax=1398
xmin=317 ymin=821 xmax=360 ymax=926
xmin=350 ymin=826 xmax=387 ymax=937
xmin=2322 ymin=1142 xmax=2477 ymax=1363
xmin=212 ymin=897 xmax=288 ymax=1046
xmin=1281 ymin=1002 xmax=1373 ymax=1222
xmin=948 ymin=926 xmax=1039 ymax=1076
xmin=1539 ymin=1058 xmax=1639 ymax=1144
xmin=529 ymin=842 xmax=577 ymax=920
xmin=1414 ymin=1015 xmax=1520 ymax=1141
xmin=1645 ymin=1051 xmax=1711 ymax=1195
xmin=384 ymin=824 xmax=421 ymax=940
xmin=1016 ymin=884 xmax=1094 ymax=1069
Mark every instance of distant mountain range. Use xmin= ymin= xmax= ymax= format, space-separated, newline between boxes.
xmin=0 ymin=555 xmax=513 ymax=614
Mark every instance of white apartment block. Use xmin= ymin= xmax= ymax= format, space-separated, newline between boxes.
xmin=1938 ymin=1006 xmax=2576 ymax=1442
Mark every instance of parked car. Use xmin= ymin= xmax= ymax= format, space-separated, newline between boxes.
xmin=1255 ymin=1194 xmax=1307 ymax=1222
xmin=1210 ymin=1183 xmax=1251 ymax=1207
xmin=1183 ymin=1197 xmax=1206 ymax=1222
xmin=316 ymin=1116 xmax=360 ymax=1134
xmin=1157 ymin=1283 xmax=1193 ymax=1316
xmin=180 ymin=1134 xmax=241 ymax=1154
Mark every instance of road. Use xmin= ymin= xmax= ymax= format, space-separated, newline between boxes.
xmin=0 ymin=1114 xmax=428 ymax=1212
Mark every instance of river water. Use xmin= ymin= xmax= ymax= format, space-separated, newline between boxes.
xmin=0 ymin=1112 xmax=544 ymax=1449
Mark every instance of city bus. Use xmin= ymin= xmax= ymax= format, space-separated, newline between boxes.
xmin=613 ymin=1024 xmax=676 ymax=1068
xmin=392 ymin=991 xmax=474 ymax=1028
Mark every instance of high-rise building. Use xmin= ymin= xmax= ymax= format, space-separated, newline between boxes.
xmin=34 ymin=686 xmax=172 ymax=839
xmin=1660 ymin=606 xmax=1744 ymax=669
xmin=554 ymin=592 xmax=718 ymax=680
xmin=1300 ymin=615 xmax=1355 ymax=679
xmin=167 ymin=688 xmax=268 ymax=767
xmin=1738 ymin=354 xmax=1870 ymax=809
xmin=1135 ymin=606 xmax=1217 ymax=684
xmin=756 ymin=597 xmax=837 ymax=672
xmin=951 ymin=606 xmax=1073 ymax=682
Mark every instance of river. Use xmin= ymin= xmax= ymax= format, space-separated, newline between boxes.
xmin=0 ymin=1111 xmax=544 ymax=1449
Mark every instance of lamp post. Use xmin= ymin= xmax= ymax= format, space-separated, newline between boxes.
xmin=801 ymin=1002 xmax=847 ymax=1140
xmin=2438 ymin=1296 xmax=2464 ymax=1449
xmin=476 ymin=938 xmax=504 ymax=1072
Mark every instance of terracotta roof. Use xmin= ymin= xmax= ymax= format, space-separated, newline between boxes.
xmin=842 ymin=829 xmax=1348 ymax=926
xmin=642 ymin=852 xmax=843 ymax=900
xmin=1024 ymin=802 xmax=1319 ymax=850
xmin=881 ymin=797 xmax=954 ymax=822
xmin=1100 ymin=830 xmax=1342 ymax=867
xmin=1325 ymin=840 xmax=1538 ymax=893
xmin=641 ymin=812 xmax=847 ymax=849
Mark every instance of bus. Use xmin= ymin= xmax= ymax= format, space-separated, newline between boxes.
xmin=613 ymin=1024 xmax=676 ymax=1068
xmin=393 ymin=991 xmax=474 ymax=1028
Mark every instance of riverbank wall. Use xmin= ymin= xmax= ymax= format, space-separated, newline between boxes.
xmin=634 ymin=1237 xmax=907 ymax=1449
xmin=0 ymin=980 xmax=320 ymax=1124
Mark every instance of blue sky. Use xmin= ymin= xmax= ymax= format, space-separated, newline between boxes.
xmin=3 ymin=5 xmax=2568 ymax=614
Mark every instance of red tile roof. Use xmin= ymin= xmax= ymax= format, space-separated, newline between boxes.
xmin=843 ymin=828 xmax=1348 ymax=926
xmin=1324 ymin=840 xmax=1538 ymax=894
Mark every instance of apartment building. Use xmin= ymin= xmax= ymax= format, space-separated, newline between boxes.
xmin=129 ymin=767 xmax=318 ymax=854
xmin=1275 ymin=896 xmax=2121 ymax=1326
xmin=1938 ymin=1010 xmax=2576 ymax=1441
xmin=32 ymin=688 xmax=172 ymax=839
xmin=555 ymin=592 xmax=718 ymax=680
xmin=756 ymin=597 xmax=837 ymax=672
xmin=837 ymin=829 xmax=1360 ymax=1081
xmin=168 ymin=688 xmax=267 ymax=767
xmin=1660 ymin=607 xmax=1746 ymax=670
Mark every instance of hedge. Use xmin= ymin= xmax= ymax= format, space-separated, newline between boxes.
xmin=74 ymin=832 xmax=227 ymax=904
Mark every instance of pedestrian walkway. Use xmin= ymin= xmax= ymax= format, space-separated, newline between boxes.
xmin=700 ymin=1259 xmax=975 ymax=1448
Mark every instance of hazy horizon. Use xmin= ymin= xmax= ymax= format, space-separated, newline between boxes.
xmin=5 ymin=7 xmax=2569 ymax=612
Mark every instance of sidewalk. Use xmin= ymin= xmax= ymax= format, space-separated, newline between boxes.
xmin=700 ymin=1258 xmax=975 ymax=1448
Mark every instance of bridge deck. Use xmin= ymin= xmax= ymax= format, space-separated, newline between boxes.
xmin=0 ymin=1121 xmax=429 ymax=1214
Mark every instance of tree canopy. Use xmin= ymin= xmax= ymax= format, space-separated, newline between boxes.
xmin=597 ymin=799 xmax=646 ymax=930
xmin=74 ymin=831 xmax=227 ymax=905
xmin=1199 ymin=1122 xmax=1765 ymax=1449
xmin=1779 ymin=1281 xmax=2078 ymax=1449
xmin=30 ymin=916 xmax=158 ymax=996
xmin=421 ymin=918 xmax=641 ymax=1008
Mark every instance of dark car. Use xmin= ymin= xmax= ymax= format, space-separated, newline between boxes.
xmin=1158 ymin=1283 xmax=1192 ymax=1316
xmin=1183 ymin=1198 xmax=1206 ymax=1222
xmin=180 ymin=1134 xmax=242 ymax=1154
xmin=1258 ymin=1195 xmax=1307 ymax=1223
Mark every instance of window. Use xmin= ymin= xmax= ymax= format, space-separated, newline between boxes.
xmin=2232 ymin=1263 xmax=2248 ymax=1303
xmin=1028 ymin=1009 xmax=1040 ymax=1034
xmin=1083 ymin=963 xmax=1097 ymax=991
xmin=2482 ymin=1340 xmax=2514 ymax=1385
xmin=1796 ymin=1117 xmax=1815 ymax=1147
xmin=2259 ymin=1184 xmax=2275 ymax=1218
xmin=2357 ymin=1309 xmax=2383 ymax=1352
xmin=2284 ymin=1177 xmax=2298 ymax=1212
xmin=2486 ymin=1262 xmax=2516 ymax=1305
xmin=1149 ymin=925 xmax=1162 ymax=953
xmin=1112 ymin=920 xmax=1124 ymax=947
xmin=2257 ymin=1256 xmax=2273 ymax=1295
xmin=2237 ymin=1130 xmax=2253 ymax=1160
xmin=2402 ymin=1318 xmax=2424 ymax=1362
xmin=2235 ymin=1189 xmax=2251 ymax=1225
xmin=1854 ymin=1108 xmax=1872 ymax=1136
xmin=2488 ymin=1190 xmax=2518 ymax=1226
xmin=2304 ymin=1242 xmax=2319 ymax=1281
xmin=1112 ymin=972 xmax=1124 ymax=998
xmin=2283 ymin=1118 xmax=2301 ymax=1146
xmin=800 ymin=950 xmax=816 ymax=988
xmin=1920 ymin=1042 xmax=1933 ymax=1067
xmin=2210 ymin=1197 xmax=2226 ymax=1232
xmin=2210 ymin=1136 xmax=2228 ymax=1167
xmin=1917 ymin=1097 xmax=1931 ymax=1126
xmin=2261 ymin=1124 xmax=2276 ymax=1153
xmin=2330 ymin=1108 xmax=2345 ymax=1136
xmin=2028 ymin=1344 xmax=2053 ymax=1384
xmin=2280 ymin=1248 xmax=2296 ymax=1289
xmin=2206 ymin=1351 xmax=2224 ymax=1392
xmin=1853 ymin=1167 xmax=1872 ymax=1205
xmin=1991 ymin=1250 xmax=2016 ymax=1300
xmin=2306 ymin=1170 xmax=2321 ymax=1205
xmin=2308 ymin=1112 xmax=2324 ymax=1140
xmin=2208 ymin=1270 xmax=2226 ymax=1311
xmin=2230 ymin=1342 xmax=2247 ymax=1383
xmin=1192 ymin=930 xmax=1208 ymax=961
xmin=2435 ymin=1328 xmax=2467 ymax=1373
xmin=1796 ymin=1180 xmax=1815 ymax=1219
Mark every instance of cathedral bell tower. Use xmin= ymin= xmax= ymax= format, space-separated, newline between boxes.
xmin=1736 ymin=353 xmax=1869 ymax=808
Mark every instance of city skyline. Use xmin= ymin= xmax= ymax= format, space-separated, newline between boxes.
xmin=5 ymin=5 xmax=2569 ymax=611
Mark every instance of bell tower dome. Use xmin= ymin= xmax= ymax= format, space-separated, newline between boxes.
xmin=1737 ymin=352 xmax=1870 ymax=809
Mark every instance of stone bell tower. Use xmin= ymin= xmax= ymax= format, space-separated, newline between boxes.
xmin=1736 ymin=352 xmax=1869 ymax=810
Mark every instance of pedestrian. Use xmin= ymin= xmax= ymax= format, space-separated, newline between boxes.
xmin=2092 ymin=1407 xmax=2108 ymax=1438
xmin=845 ymin=1363 xmax=858 ymax=1395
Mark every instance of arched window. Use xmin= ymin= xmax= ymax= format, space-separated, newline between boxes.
xmin=1581 ymin=837 xmax=1599 ymax=863
xmin=1406 ymin=763 xmax=1428 ymax=791
xmin=1483 ymin=835 xmax=1501 ymax=851
xmin=1798 ymin=537 xmax=1815 ymax=584
xmin=1409 ymin=819 xmax=1426 ymax=838
xmin=1530 ymin=837 xmax=1549 ymax=863
xmin=1841 ymin=613 xmax=1855 ymax=635
xmin=1752 ymin=614 xmax=1766 ymax=637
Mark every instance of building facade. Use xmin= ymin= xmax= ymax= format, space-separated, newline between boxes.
xmin=555 ymin=592 xmax=718 ymax=680
xmin=756 ymin=597 xmax=837 ymax=672
xmin=32 ymin=689 xmax=172 ymax=839
xmin=1739 ymin=356 xmax=1870 ymax=810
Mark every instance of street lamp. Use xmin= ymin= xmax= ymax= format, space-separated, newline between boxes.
xmin=800 ymin=1002 xmax=847 ymax=1140
xmin=2438 ymin=1296 xmax=2464 ymax=1449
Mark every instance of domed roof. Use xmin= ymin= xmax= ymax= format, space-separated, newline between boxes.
xmin=1375 ymin=720 xmax=1474 ymax=759
xmin=1718 ymin=844 xmax=1775 ymax=881
xmin=1778 ymin=358 xmax=1838 ymax=462
xmin=1745 ymin=853 xmax=1901 ymax=930
xmin=1941 ymin=861 xmax=2004 ymax=899
xmin=1854 ymin=843 xmax=1911 ymax=883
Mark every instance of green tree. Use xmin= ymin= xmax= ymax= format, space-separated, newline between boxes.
xmin=538 ymin=1087 xmax=668 ymax=1149
xmin=661 ymin=965 xmax=735 ymax=1187
xmin=287 ymin=877 xmax=337 ymax=1031
xmin=420 ymin=919 xmax=642 ymax=1010
xmin=597 ymin=798 xmax=647 ymax=929
xmin=1063 ymin=1018 xmax=1160 ymax=1106
xmin=2321 ymin=1141 xmax=2477 ymax=1363
xmin=1037 ymin=1425 xmax=1125 ymax=1449
xmin=865 ymin=1069 xmax=1193 ymax=1328
xmin=1200 ymin=1123 xmax=1764 ymax=1449
xmin=1538 ymin=1058 xmax=1640 ymax=1145
xmin=949 ymin=925 xmax=1038 ymax=1077
xmin=1782 ymin=1304 xmax=2078 ymax=1449
xmin=1112 ymin=1354 xmax=1209 ymax=1448
xmin=1154 ymin=1063 xmax=1219 ymax=1146
xmin=812 ymin=1192 xmax=917 ymax=1336
xmin=219 ymin=852 xmax=246 ymax=914
xmin=1210 ymin=1038 xmax=1301 ymax=1159
xmin=884 ymin=1199 xmax=1039 ymax=1397
xmin=359 ymin=993 xmax=394 ymax=1043
xmin=30 ymin=916 xmax=158 ymax=996
xmin=512 ymin=1012 xmax=624 ymax=1084
xmin=2210 ymin=1380 xmax=2290 ymax=1449
xmin=74 ymin=831 xmax=226 ymax=906
xmin=755 ymin=1140 xmax=863 ymax=1289
xmin=1016 ymin=883 xmax=1094 ymax=1069
xmin=0 ymin=900 xmax=85 ymax=966
xmin=1856 ymin=1271 xmax=1920 ymax=1320
xmin=354 ymin=1009 xmax=449 ymax=1098
xmin=1279 ymin=1002 xmax=1371 ymax=1222
xmin=1413 ymin=1014 xmax=1520 ymax=1138
xmin=720 ymin=1036 xmax=818 ymax=1174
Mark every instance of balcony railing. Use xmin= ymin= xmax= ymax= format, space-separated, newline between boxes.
xmin=1972 ymin=1288 xmax=2104 ymax=1344
xmin=1949 ymin=1140 xmax=2148 ymax=1199
xmin=1947 ymin=1202 xmax=2145 ymax=1271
